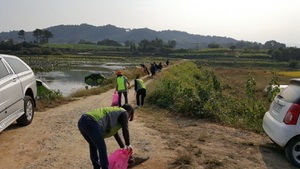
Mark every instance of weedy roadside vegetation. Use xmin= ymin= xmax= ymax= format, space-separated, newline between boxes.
xmin=146 ymin=61 xmax=290 ymax=133
xmin=140 ymin=60 xmax=292 ymax=168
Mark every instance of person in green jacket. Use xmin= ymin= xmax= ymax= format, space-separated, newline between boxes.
xmin=134 ymin=75 xmax=146 ymax=108
xmin=115 ymin=70 xmax=130 ymax=107
xmin=77 ymin=104 xmax=134 ymax=169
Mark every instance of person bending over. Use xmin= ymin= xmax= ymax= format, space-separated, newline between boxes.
xmin=78 ymin=104 xmax=134 ymax=169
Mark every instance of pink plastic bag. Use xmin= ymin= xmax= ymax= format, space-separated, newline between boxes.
xmin=111 ymin=92 xmax=119 ymax=106
xmin=108 ymin=149 xmax=131 ymax=169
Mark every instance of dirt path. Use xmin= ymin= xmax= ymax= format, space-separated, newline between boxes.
xmin=0 ymin=75 xmax=175 ymax=169
xmin=0 ymin=72 xmax=299 ymax=169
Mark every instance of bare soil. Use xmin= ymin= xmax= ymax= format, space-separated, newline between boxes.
xmin=0 ymin=75 xmax=299 ymax=169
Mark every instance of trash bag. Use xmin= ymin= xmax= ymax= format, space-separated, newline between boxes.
xmin=108 ymin=148 xmax=132 ymax=169
xmin=111 ymin=92 xmax=119 ymax=106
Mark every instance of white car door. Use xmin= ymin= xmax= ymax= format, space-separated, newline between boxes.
xmin=2 ymin=74 xmax=23 ymax=116
xmin=0 ymin=59 xmax=10 ymax=122
xmin=0 ymin=58 xmax=23 ymax=122
xmin=0 ymin=89 xmax=5 ymax=122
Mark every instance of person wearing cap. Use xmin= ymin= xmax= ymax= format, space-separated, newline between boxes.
xmin=77 ymin=104 xmax=134 ymax=169
xmin=134 ymin=75 xmax=146 ymax=108
xmin=115 ymin=70 xmax=130 ymax=107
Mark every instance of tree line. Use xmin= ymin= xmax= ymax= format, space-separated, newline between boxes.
xmin=17 ymin=29 xmax=54 ymax=44
xmin=1 ymin=29 xmax=300 ymax=63
xmin=78 ymin=38 xmax=177 ymax=54
xmin=0 ymin=29 xmax=54 ymax=52
xmin=208 ymin=40 xmax=287 ymax=51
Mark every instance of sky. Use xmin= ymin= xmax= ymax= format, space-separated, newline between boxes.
xmin=0 ymin=0 xmax=299 ymax=47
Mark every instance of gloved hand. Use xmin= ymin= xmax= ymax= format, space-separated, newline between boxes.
xmin=125 ymin=145 xmax=133 ymax=154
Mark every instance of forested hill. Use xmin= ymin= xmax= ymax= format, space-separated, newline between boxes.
xmin=0 ymin=24 xmax=238 ymax=49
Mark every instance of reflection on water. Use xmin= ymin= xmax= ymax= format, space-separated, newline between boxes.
xmin=36 ymin=70 xmax=102 ymax=97
xmin=35 ymin=62 xmax=137 ymax=97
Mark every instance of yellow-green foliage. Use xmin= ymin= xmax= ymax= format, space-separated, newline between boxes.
xmin=161 ymin=61 xmax=204 ymax=88
xmin=147 ymin=61 xmax=221 ymax=118
xmin=278 ymin=71 xmax=300 ymax=77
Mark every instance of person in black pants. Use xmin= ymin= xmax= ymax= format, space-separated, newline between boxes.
xmin=115 ymin=70 xmax=130 ymax=107
xmin=150 ymin=63 xmax=156 ymax=78
xmin=77 ymin=104 xmax=134 ymax=169
xmin=134 ymin=75 xmax=146 ymax=108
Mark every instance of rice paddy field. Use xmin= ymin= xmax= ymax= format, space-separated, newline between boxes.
xmin=278 ymin=71 xmax=300 ymax=77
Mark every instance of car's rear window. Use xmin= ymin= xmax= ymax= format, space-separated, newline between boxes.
xmin=278 ymin=84 xmax=300 ymax=103
xmin=3 ymin=57 xmax=29 ymax=74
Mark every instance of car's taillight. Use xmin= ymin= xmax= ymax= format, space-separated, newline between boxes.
xmin=283 ymin=103 xmax=300 ymax=125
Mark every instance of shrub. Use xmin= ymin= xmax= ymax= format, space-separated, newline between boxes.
xmin=147 ymin=61 xmax=272 ymax=133
xmin=288 ymin=59 xmax=298 ymax=69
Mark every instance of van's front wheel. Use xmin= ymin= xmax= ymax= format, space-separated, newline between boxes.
xmin=17 ymin=96 xmax=34 ymax=126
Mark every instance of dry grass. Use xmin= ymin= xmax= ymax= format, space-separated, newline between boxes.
xmin=136 ymin=105 xmax=207 ymax=168
xmin=35 ymin=97 xmax=77 ymax=111
xmin=278 ymin=71 xmax=300 ymax=77
xmin=213 ymin=67 xmax=291 ymax=98
xmin=171 ymin=153 xmax=194 ymax=169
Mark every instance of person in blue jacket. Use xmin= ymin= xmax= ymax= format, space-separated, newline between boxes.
xmin=77 ymin=104 xmax=134 ymax=169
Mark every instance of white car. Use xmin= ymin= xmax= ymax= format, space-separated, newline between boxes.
xmin=0 ymin=54 xmax=37 ymax=132
xmin=264 ymin=84 xmax=288 ymax=93
xmin=263 ymin=78 xmax=300 ymax=167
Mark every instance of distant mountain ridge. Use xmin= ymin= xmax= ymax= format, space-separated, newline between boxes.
xmin=0 ymin=23 xmax=238 ymax=48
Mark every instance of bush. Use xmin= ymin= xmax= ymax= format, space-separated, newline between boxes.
xmin=288 ymin=60 xmax=298 ymax=69
xmin=147 ymin=61 xmax=272 ymax=133
xmin=147 ymin=61 xmax=221 ymax=118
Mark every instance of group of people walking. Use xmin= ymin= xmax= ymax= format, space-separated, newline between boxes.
xmin=77 ymin=69 xmax=147 ymax=169
xmin=141 ymin=60 xmax=169 ymax=78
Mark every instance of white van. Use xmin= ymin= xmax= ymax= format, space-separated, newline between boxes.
xmin=0 ymin=54 xmax=37 ymax=132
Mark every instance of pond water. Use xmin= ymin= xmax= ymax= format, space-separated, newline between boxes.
xmin=35 ymin=62 xmax=137 ymax=97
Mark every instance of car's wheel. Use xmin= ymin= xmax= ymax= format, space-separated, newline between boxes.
xmin=16 ymin=95 xmax=34 ymax=126
xmin=285 ymin=136 xmax=300 ymax=167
